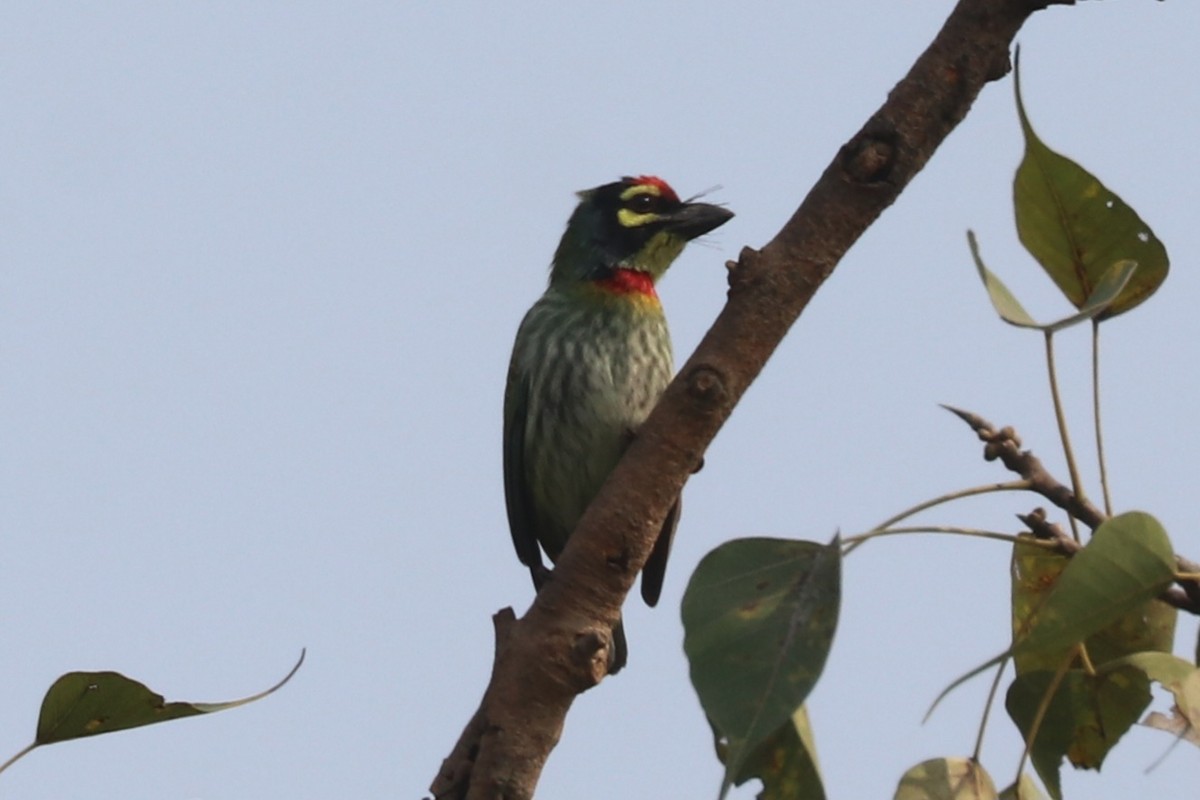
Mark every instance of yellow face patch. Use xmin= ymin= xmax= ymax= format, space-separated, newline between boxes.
xmin=627 ymin=230 xmax=686 ymax=279
xmin=617 ymin=207 xmax=658 ymax=228
xmin=616 ymin=183 xmax=664 ymax=229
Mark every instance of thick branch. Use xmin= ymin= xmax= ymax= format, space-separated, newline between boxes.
xmin=432 ymin=2 xmax=1072 ymax=797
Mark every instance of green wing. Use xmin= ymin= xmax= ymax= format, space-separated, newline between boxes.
xmin=503 ymin=363 xmax=544 ymax=572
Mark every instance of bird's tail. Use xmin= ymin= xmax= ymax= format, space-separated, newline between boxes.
xmin=610 ymin=616 xmax=629 ymax=675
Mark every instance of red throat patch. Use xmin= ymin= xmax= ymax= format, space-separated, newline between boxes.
xmin=596 ymin=268 xmax=658 ymax=299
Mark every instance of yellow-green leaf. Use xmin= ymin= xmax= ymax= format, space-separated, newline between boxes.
xmin=894 ymin=757 xmax=997 ymax=800
xmin=969 ymin=232 xmax=1136 ymax=332
xmin=1012 ymin=50 xmax=1168 ymax=319
xmin=998 ymin=772 xmax=1049 ymax=800
xmin=731 ymin=706 xmax=825 ymax=800
xmin=1010 ymin=535 xmax=1176 ymax=674
xmin=1014 ymin=512 xmax=1174 ymax=660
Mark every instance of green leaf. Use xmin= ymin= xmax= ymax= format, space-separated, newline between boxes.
xmin=682 ymin=537 xmax=841 ymax=799
xmin=1012 ymin=50 xmax=1168 ymax=319
xmin=1014 ymin=512 xmax=1174 ymax=660
xmin=969 ymin=231 xmax=1038 ymax=327
xmin=0 ymin=651 xmax=305 ymax=775
xmin=1010 ymin=534 xmax=1176 ymax=675
xmin=998 ymin=772 xmax=1049 ymax=800
xmin=731 ymin=705 xmax=825 ymax=800
xmin=893 ymin=757 xmax=997 ymax=800
xmin=968 ymin=232 xmax=1137 ymax=332
xmin=1006 ymin=666 xmax=1149 ymax=800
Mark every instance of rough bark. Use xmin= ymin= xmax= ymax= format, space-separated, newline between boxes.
xmin=430 ymin=2 xmax=1076 ymax=798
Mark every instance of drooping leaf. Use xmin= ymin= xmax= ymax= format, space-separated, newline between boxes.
xmin=1014 ymin=512 xmax=1174 ymax=660
xmin=682 ymin=537 xmax=841 ymax=799
xmin=968 ymin=232 xmax=1136 ymax=332
xmin=893 ymin=757 xmax=997 ymax=800
xmin=1012 ymin=50 xmax=1168 ymax=319
xmin=1102 ymin=652 xmax=1200 ymax=749
xmin=1006 ymin=666 xmax=1149 ymax=800
xmin=730 ymin=705 xmax=825 ymax=800
xmin=1010 ymin=537 xmax=1070 ymax=674
xmin=0 ymin=651 xmax=306 ymax=775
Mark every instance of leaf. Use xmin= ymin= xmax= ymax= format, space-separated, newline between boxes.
xmin=894 ymin=757 xmax=997 ymax=800
xmin=731 ymin=705 xmax=826 ymax=800
xmin=1010 ymin=534 xmax=1176 ymax=675
xmin=1012 ymin=50 xmax=1168 ymax=319
xmin=0 ymin=650 xmax=306 ymax=775
xmin=1014 ymin=512 xmax=1174 ymax=660
xmin=998 ymin=772 xmax=1049 ymax=800
xmin=1103 ymin=652 xmax=1200 ymax=749
xmin=1006 ymin=666 xmax=1149 ymax=800
xmin=682 ymin=537 xmax=841 ymax=799
xmin=1010 ymin=537 xmax=1070 ymax=674
xmin=940 ymin=513 xmax=1173 ymax=723
xmin=968 ymin=232 xmax=1136 ymax=332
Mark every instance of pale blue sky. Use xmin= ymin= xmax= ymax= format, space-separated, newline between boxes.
xmin=3 ymin=3 xmax=1198 ymax=798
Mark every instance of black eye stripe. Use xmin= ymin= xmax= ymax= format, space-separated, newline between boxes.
xmin=625 ymin=193 xmax=663 ymax=213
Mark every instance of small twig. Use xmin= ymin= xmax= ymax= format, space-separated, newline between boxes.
xmin=947 ymin=406 xmax=1200 ymax=616
xmin=941 ymin=405 xmax=1105 ymax=527
xmin=430 ymin=610 xmax=518 ymax=800
xmin=1015 ymin=508 xmax=1079 ymax=556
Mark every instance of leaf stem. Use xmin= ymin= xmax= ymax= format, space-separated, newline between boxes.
xmin=0 ymin=742 xmax=37 ymax=776
xmin=843 ymin=481 xmax=1030 ymax=555
xmin=842 ymin=526 xmax=1034 ymax=549
xmin=1092 ymin=321 xmax=1113 ymax=516
xmin=972 ymin=657 xmax=1009 ymax=763
xmin=1044 ymin=331 xmax=1083 ymax=542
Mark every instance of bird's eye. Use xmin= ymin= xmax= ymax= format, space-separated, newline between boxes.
xmin=627 ymin=194 xmax=658 ymax=213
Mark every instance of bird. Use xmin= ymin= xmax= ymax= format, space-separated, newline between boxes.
xmin=503 ymin=175 xmax=733 ymax=674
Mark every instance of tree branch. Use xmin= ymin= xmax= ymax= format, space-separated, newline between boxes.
xmin=431 ymin=2 xmax=1074 ymax=797
xmin=949 ymin=407 xmax=1200 ymax=614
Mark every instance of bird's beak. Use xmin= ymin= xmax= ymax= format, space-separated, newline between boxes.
xmin=665 ymin=202 xmax=735 ymax=241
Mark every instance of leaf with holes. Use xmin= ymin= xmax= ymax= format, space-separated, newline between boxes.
xmin=683 ymin=537 xmax=840 ymax=799
xmin=0 ymin=651 xmax=305 ymax=776
xmin=1012 ymin=50 xmax=1168 ymax=319
xmin=1103 ymin=652 xmax=1200 ymax=749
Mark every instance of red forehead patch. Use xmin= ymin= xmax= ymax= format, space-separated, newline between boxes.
xmin=630 ymin=175 xmax=679 ymax=203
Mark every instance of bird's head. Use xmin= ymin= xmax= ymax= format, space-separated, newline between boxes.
xmin=550 ymin=176 xmax=734 ymax=294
